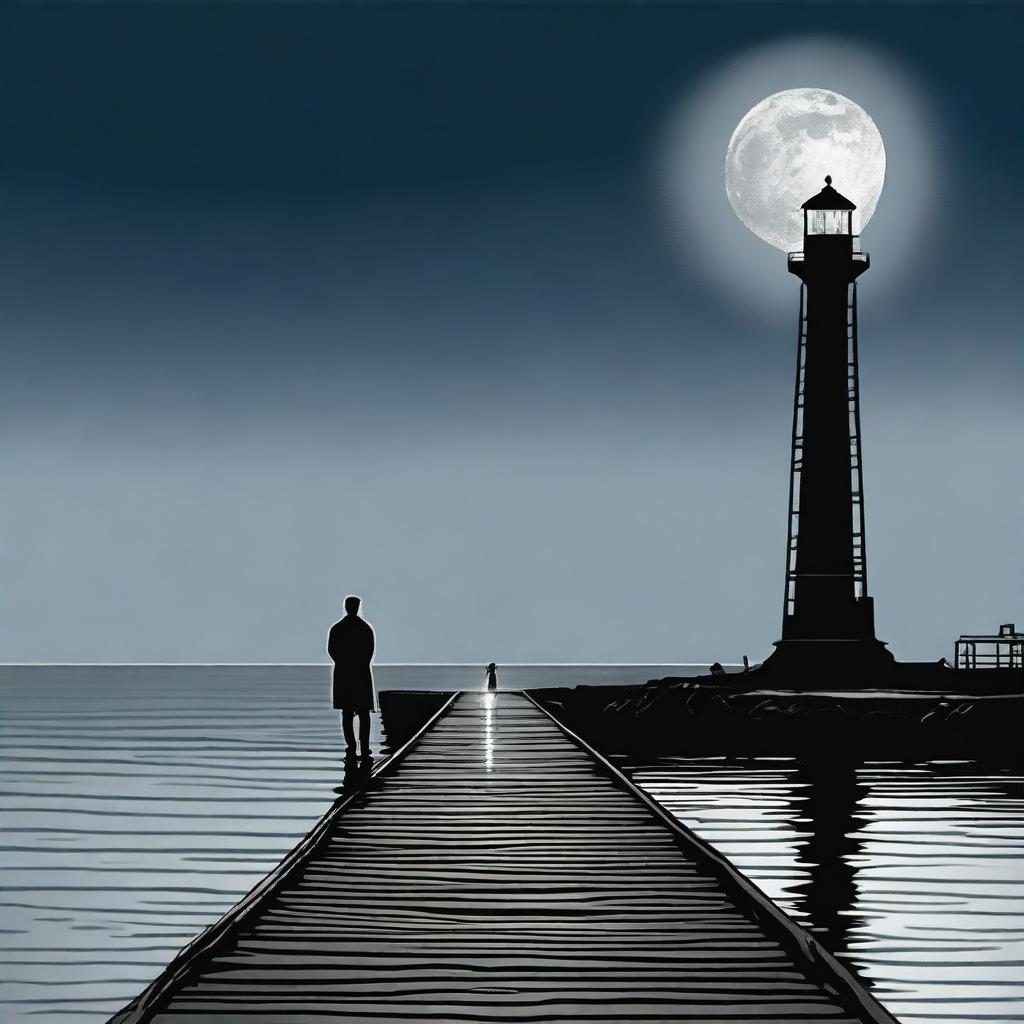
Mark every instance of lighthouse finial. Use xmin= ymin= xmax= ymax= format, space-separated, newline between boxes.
xmin=825 ymin=174 xmax=833 ymax=185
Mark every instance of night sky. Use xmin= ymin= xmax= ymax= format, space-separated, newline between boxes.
xmin=2 ymin=3 xmax=1021 ymax=663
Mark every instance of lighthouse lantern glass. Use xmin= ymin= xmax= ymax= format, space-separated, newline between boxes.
xmin=806 ymin=209 xmax=852 ymax=236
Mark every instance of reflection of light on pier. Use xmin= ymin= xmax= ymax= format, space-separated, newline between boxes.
xmin=482 ymin=692 xmax=496 ymax=770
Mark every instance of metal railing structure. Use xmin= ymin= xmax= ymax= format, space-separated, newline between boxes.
xmin=955 ymin=624 xmax=1024 ymax=670
xmin=787 ymin=236 xmax=867 ymax=264
xmin=787 ymin=252 xmax=869 ymax=264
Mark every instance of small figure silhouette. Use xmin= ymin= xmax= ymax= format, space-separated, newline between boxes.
xmin=485 ymin=662 xmax=498 ymax=692
xmin=327 ymin=596 xmax=375 ymax=759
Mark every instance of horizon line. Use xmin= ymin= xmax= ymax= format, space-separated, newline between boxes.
xmin=0 ymin=661 xmax=741 ymax=668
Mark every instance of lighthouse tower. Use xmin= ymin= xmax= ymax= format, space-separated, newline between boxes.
xmin=767 ymin=177 xmax=893 ymax=677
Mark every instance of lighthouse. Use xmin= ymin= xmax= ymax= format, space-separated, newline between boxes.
xmin=766 ymin=177 xmax=893 ymax=677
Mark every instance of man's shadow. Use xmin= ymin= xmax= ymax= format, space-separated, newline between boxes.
xmin=333 ymin=752 xmax=375 ymax=797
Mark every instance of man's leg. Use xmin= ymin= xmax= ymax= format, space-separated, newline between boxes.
xmin=358 ymin=711 xmax=371 ymax=757
xmin=341 ymin=710 xmax=356 ymax=752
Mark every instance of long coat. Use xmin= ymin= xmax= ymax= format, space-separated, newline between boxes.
xmin=327 ymin=615 xmax=375 ymax=712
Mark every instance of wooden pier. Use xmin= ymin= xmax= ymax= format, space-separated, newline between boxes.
xmin=110 ymin=691 xmax=897 ymax=1024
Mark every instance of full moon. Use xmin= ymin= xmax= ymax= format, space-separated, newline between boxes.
xmin=725 ymin=88 xmax=886 ymax=252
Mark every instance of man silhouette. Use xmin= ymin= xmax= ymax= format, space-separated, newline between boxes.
xmin=327 ymin=596 xmax=375 ymax=759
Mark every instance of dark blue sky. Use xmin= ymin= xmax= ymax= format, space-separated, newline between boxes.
xmin=2 ymin=3 xmax=1021 ymax=662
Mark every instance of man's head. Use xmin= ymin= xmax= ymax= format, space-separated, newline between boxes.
xmin=344 ymin=595 xmax=361 ymax=616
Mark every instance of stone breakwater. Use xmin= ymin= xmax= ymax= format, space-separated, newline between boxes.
xmin=530 ymin=675 xmax=1024 ymax=761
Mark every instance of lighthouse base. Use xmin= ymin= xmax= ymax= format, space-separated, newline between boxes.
xmin=760 ymin=637 xmax=896 ymax=688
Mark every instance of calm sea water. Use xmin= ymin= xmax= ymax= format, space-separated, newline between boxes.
xmin=1 ymin=665 xmax=1021 ymax=1024
xmin=622 ymin=756 xmax=1024 ymax=1024
xmin=0 ymin=663 xmax=695 ymax=1023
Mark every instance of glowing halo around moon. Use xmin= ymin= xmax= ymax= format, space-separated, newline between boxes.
xmin=725 ymin=88 xmax=886 ymax=252
xmin=653 ymin=36 xmax=938 ymax=314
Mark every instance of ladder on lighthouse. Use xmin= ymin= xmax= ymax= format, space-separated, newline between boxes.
xmin=784 ymin=282 xmax=868 ymax=620
xmin=846 ymin=282 xmax=869 ymax=601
